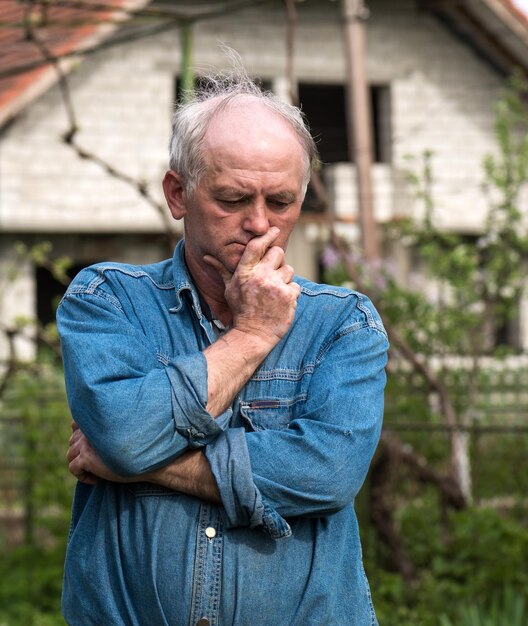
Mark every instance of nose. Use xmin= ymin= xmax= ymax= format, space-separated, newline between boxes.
xmin=242 ymin=203 xmax=270 ymax=236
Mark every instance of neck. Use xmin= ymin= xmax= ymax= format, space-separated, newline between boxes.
xmin=183 ymin=247 xmax=233 ymax=327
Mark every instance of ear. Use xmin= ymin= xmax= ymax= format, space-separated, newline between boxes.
xmin=163 ymin=170 xmax=188 ymax=221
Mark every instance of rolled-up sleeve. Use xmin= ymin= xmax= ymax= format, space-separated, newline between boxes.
xmin=205 ymin=320 xmax=388 ymax=535
xmin=58 ymin=286 xmax=226 ymax=476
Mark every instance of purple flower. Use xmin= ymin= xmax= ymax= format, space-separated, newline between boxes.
xmin=321 ymin=246 xmax=341 ymax=269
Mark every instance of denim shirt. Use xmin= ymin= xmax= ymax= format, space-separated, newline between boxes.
xmin=57 ymin=240 xmax=388 ymax=626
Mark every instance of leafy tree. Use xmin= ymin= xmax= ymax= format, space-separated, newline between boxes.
xmin=323 ymin=74 xmax=528 ymax=596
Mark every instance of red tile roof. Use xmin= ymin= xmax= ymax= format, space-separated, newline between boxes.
xmin=0 ymin=0 xmax=139 ymax=126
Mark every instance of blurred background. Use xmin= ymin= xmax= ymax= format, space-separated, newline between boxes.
xmin=0 ymin=1 xmax=527 ymax=624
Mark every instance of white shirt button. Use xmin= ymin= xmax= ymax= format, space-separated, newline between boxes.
xmin=205 ymin=526 xmax=216 ymax=539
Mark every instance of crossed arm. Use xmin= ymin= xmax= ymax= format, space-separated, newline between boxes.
xmin=66 ymin=228 xmax=301 ymax=505
xmin=63 ymin=229 xmax=388 ymax=525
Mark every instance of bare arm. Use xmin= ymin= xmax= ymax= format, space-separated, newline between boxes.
xmin=67 ymin=227 xmax=300 ymax=502
xmin=203 ymin=227 xmax=300 ymax=417
xmin=67 ymin=424 xmax=221 ymax=504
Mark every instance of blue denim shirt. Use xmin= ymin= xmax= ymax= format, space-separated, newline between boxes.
xmin=57 ymin=240 xmax=388 ymax=626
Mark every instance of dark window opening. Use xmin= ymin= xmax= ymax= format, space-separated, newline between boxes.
xmin=494 ymin=318 xmax=520 ymax=351
xmin=298 ymin=83 xmax=349 ymax=164
xmin=298 ymin=82 xmax=391 ymax=165
xmin=371 ymin=84 xmax=392 ymax=164
xmin=36 ymin=264 xmax=91 ymax=328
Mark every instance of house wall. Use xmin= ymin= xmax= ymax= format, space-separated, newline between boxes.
xmin=0 ymin=0 xmax=503 ymax=234
xmin=1 ymin=0 xmax=524 ymax=359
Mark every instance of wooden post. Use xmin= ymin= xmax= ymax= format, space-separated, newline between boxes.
xmin=342 ymin=0 xmax=379 ymax=260
xmin=180 ymin=22 xmax=194 ymax=102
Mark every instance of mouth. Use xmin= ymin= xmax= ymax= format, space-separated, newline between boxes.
xmin=229 ymin=241 xmax=248 ymax=252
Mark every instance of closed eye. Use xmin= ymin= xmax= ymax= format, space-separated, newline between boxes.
xmin=218 ymin=197 xmax=250 ymax=208
xmin=268 ymin=198 xmax=294 ymax=210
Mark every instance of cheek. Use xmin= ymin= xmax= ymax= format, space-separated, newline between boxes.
xmin=273 ymin=212 xmax=299 ymax=240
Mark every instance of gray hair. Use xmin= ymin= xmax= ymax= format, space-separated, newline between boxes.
xmin=169 ymin=67 xmax=319 ymax=197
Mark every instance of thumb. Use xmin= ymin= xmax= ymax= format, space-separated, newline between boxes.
xmin=203 ymin=255 xmax=233 ymax=285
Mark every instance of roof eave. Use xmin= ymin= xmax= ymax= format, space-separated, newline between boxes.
xmin=421 ymin=0 xmax=528 ymax=76
xmin=0 ymin=0 xmax=150 ymax=130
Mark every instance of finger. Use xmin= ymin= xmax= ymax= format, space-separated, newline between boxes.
xmin=68 ymin=453 xmax=97 ymax=483
xmin=238 ymin=227 xmax=280 ymax=268
xmin=69 ymin=429 xmax=82 ymax=445
xmin=71 ymin=420 xmax=79 ymax=432
xmin=260 ymin=245 xmax=286 ymax=271
xmin=203 ymin=254 xmax=233 ymax=284
xmin=68 ymin=457 xmax=83 ymax=479
xmin=288 ymin=282 xmax=302 ymax=299
xmin=70 ymin=463 xmax=99 ymax=485
xmin=66 ymin=441 xmax=80 ymax=463
xmin=276 ymin=264 xmax=295 ymax=284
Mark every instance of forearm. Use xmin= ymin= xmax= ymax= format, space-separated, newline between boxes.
xmin=69 ymin=427 xmax=222 ymax=505
xmin=203 ymin=231 xmax=300 ymax=417
xmin=204 ymin=328 xmax=275 ymax=417
xmin=146 ymin=449 xmax=221 ymax=504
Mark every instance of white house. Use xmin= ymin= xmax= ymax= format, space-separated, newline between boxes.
xmin=1 ymin=0 xmax=528 ymax=361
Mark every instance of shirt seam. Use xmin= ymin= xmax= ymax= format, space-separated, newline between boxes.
xmin=60 ymin=287 xmax=123 ymax=312
xmin=316 ymin=324 xmax=388 ymax=365
xmin=91 ymin=265 xmax=176 ymax=290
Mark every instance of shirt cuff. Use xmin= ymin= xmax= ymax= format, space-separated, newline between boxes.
xmin=165 ymin=353 xmax=229 ymax=447
xmin=205 ymin=428 xmax=292 ymax=539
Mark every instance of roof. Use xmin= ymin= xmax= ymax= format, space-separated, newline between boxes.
xmin=1 ymin=0 xmax=528 ymax=129
xmin=0 ymin=0 xmax=147 ymax=128
xmin=421 ymin=0 xmax=528 ymax=76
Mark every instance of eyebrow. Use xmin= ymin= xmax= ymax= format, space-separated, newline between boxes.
xmin=268 ymin=191 xmax=297 ymax=203
xmin=211 ymin=186 xmax=297 ymax=202
xmin=211 ymin=185 xmax=247 ymax=195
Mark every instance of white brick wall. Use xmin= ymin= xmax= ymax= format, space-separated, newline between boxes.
xmin=0 ymin=41 xmax=176 ymax=234
xmin=1 ymin=0 xmax=526 ymax=350
xmin=0 ymin=0 xmax=506 ymax=236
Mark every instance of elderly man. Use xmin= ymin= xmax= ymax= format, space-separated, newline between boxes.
xmin=59 ymin=71 xmax=388 ymax=626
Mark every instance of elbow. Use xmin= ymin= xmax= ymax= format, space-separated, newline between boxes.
xmin=94 ymin=427 xmax=174 ymax=477
xmin=298 ymin=469 xmax=357 ymax=515
xmin=98 ymin=436 xmax=151 ymax=477
xmin=317 ymin=456 xmax=374 ymax=513
xmin=322 ymin=479 xmax=359 ymax=513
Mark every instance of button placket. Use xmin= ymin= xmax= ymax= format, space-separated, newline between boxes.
xmin=189 ymin=505 xmax=223 ymax=626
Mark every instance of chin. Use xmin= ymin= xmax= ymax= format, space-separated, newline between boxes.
xmin=224 ymin=246 xmax=245 ymax=269
xmin=226 ymin=257 xmax=242 ymax=273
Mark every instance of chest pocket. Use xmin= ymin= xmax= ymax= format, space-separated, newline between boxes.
xmin=240 ymin=397 xmax=305 ymax=432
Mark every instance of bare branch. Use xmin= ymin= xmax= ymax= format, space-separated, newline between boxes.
xmin=23 ymin=0 xmax=79 ymax=137
xmin=283 ymin=0 xmax=298 ymax=104
xmin=66 ymin=138 xmax=178 ymax=250
xmin=21 ymin=2 xmax=178 ymax=252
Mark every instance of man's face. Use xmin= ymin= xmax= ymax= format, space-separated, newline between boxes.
xmin=179 ymin=103 xmax=306 ymax=277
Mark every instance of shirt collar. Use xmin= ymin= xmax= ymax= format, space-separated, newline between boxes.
xmin=170 ymin=239 xmax=199 ymax=314
xmin=169 ymin=240 xmax=227 ymax=334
